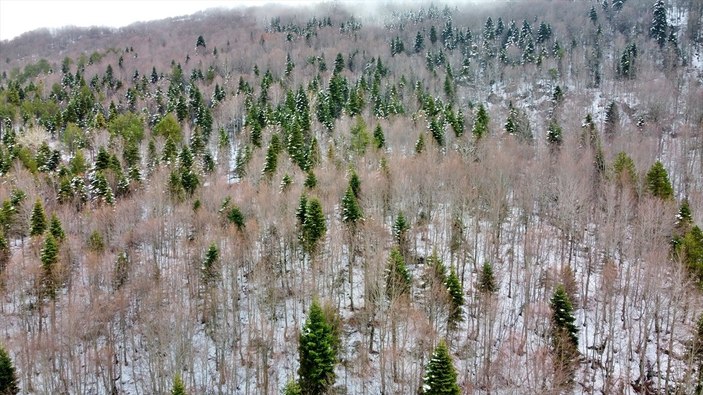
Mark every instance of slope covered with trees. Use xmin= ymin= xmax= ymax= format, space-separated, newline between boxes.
xmin=1 ymin=0 xmax=703 ymax=393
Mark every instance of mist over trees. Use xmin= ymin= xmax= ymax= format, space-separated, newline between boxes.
xmin=1 ymin=0 xmax=703 ymax=393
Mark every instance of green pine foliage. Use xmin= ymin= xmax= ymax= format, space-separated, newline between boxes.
xmin=550 ymin=284 xmax=579 ymax=372
xmin=0 ymin=344 xmax=19 ymax=395
xmin=547 ymin=120 xmax=563 ymax=147
xmin=171 ymin=373 xmax=187 ymax=395
xmin=422 ymin=339 xmax=460 ymax=395
xmin=298 ymin=300 xmax=337 ymax=395
xmin=283 ymin=380 xmax=302 ymax=395
xmin=202 ymin=243 xmax=219 ymax=283
xmin=646 ymin=160 xmax=674 ymax=199
xmin=472 ymin=104 xmax=489 ymax=140
xmin=650 ymin=0 xmax=668 ymax=47
xmin=479 ymin=262 xmax=497 ymax=294
xmin=446 ymin=267 xmax=464 ymax=328
xmin=40 ymin=234 xmax=59 ymax=299
xmin=373 ymin=124 xmax=385 ymax=149
xmin=385 ymin=247 xmax=411 ymax=300
xmin=29 ymin=199 xmax=47 ymax=237
xmin=341 ymin=185 xmax=363 ymax=225
xmin=48 ymin=213 xmax=65 ymax=242
xmin=301 ymin=197 xmax=326 ymax=256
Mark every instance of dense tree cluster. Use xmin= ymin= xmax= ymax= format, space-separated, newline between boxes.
xmin=0 ymin=0 xmax=701 ymax=393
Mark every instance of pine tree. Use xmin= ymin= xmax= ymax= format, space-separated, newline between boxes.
xmin=262 ymin=141 xmax=279 ymax=180
xmin=650 ymin=0 xmax=668 ymax=48
xmin=302 ymin=198 xmax=326 ymax=256
xmin=40 ymin=234 xmax=59 ymax=299
xmin=415 ymin=133 xmax=426 ymax=154
xmin=0 ymin=231 xmax=9 ymax=276
xmin=547 ymin=120 xmax=563 ymax=147
xmin=385 ymin=247 xmax=411 ymax=300
xmin=422 ymin=339 xmax=460 ymax=395
xmin=414 ymin=31 xmax=425 ymax=53
xmin=550 ymin=285 xmax=579 ymax=374
xmin=304 ymin=171 xmax=317 ymax=190
xmin=646 ymin=160 xmax=674 ymax=199
xmin=298 ymin=300 xmax=337 ymax=395
xmin=472 ymin=104 xmax=489 ymax=140
xmin=29 ymin=199 xmax=47 ymax=236
xmin=604 ymin=101 xmax=619 ymax=137
xmin=226 ymin=206 xmax=245 ymax=231
xmin=341 ymin=185 xmax=363 ymax=225
xmin=171 ymin=373 xmax=187 ymax=395
xmin=0 ymin=344 xmax=19 ymax=395
xmin=373 ymin=124 xmax=385 ymax=149
xmin=478 ymin=262 xmax=497 ymax=294
xmin=446 ymin=267 xmax=464 ymax=328
xmin=48 ymin=213 xmax=65 ymax=242
xmin=283 ymin=380 xmax=302 ymax=395
xmin=202 ymin=243 xmax=219 ymax=284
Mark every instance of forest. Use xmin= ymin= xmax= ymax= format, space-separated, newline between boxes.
xmin=1 ymin=0 xmax=703 ymax=393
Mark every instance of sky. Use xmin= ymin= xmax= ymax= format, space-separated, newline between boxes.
xmin=0 ymin=0 xmax=318 ymax=42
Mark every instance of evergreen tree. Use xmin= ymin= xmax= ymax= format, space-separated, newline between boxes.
xmin=302 ymin=197 xmax=326 ymax=256
xmin=298 ymin=300 xmax=337 ymax=395
xmin=262 ymin=140 xmax=279 ymax=180
xmin=617 ymin=43 xmax=638 ymax=79
xmin=550 ymin=285 xmax=579 ymax=374
xmin=414 ymin=31 xmax=425 ymax=53
xmin=0 ymin=344 xmax=19 ymax=395
xmin=650 ymin=0 xmax=668 ymax=48
xmin=589 ymin=6 xmax=599 ymax=24
xmin=547 ymin=120 xmax=563 ymax=147
xmin=304 ymin=171 xmax=317 ymax=190
xmin=202 ymin=243 xmax=219 ymax=283
xmin=646 ymin=160 xmax=674 ymax=199
xmin=385 ymin=247 xmax=411 ymax=300
xmin=478 ymin=262 xmax=497 ymax=294
xmin=40 ymin=234 xmax=59 ymax=299
xmin=429 ymin=26 xmax=438 ymax=45
xmin=446 ymin=267 xmax=464 ymax=328
xmin=196 ymin=35 xmax=206 ymax=48
xmin=0 ymin=231 xmax=9 ymax=276
xmin=604 ymin=101 xmax=619 ymax=137
xmin=48 ymin=213 xmax=65 ymax=242
xmin=171 ymin=373 xmax=187 ymax=395
xmin=393 ymin=212 xmax=410 ymax=252
xmin=415 ymin=133 xmax=426 ymax=154
xmin=283 ymin=380 xmax=302 ymax=395
xmin=373 ymin=124 xmax=385 ymax=149
xmin=422 ymin=339 xmax=460 ymax=395
xmin=226 ymin=206 xmax=246 ymax=231
xmin=472 ymin=104 xmax=489 ymax=140
xmin=341 ymin=185 xmax=363 ymax=225
xmin=29 ymin=199 xmax=47 ymax=237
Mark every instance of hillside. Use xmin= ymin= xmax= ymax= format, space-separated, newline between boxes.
xmin=1 ymin=0 xmax=703 ymax=394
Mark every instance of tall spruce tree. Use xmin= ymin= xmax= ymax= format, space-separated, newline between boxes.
xmin=40 ymin=234 xmax=59 ymax=299
xmin=385 ymin=247 xmax=411 ymax=300
xmin=29 ymin=199 xmax=47 ymax=237
xmin=0 ymin=344 xmax=19 ymax=395
xmin=650 ymin=0 xmax=668 ymax=47
xmin=472 ymin=104 xmax=489 ymax=140
xmin=422 ymin=339 xmax=460 ymax=394
xmin=550 ymin=285 xmax=579 ymax=375
xmin=302 ymin=197 xmax=326 ymax=256
xmin=479 ymin=262 xmax=497 ymax=294
xmin=298 ymin=300 xmax=337 ymax=395
xmin=446 ymin=267 xmax=464 ymax=329
xmin=171 ymin=373 xmax=186 ymax=395
xmin=646 ymin=160 xmax=674 ymax=199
